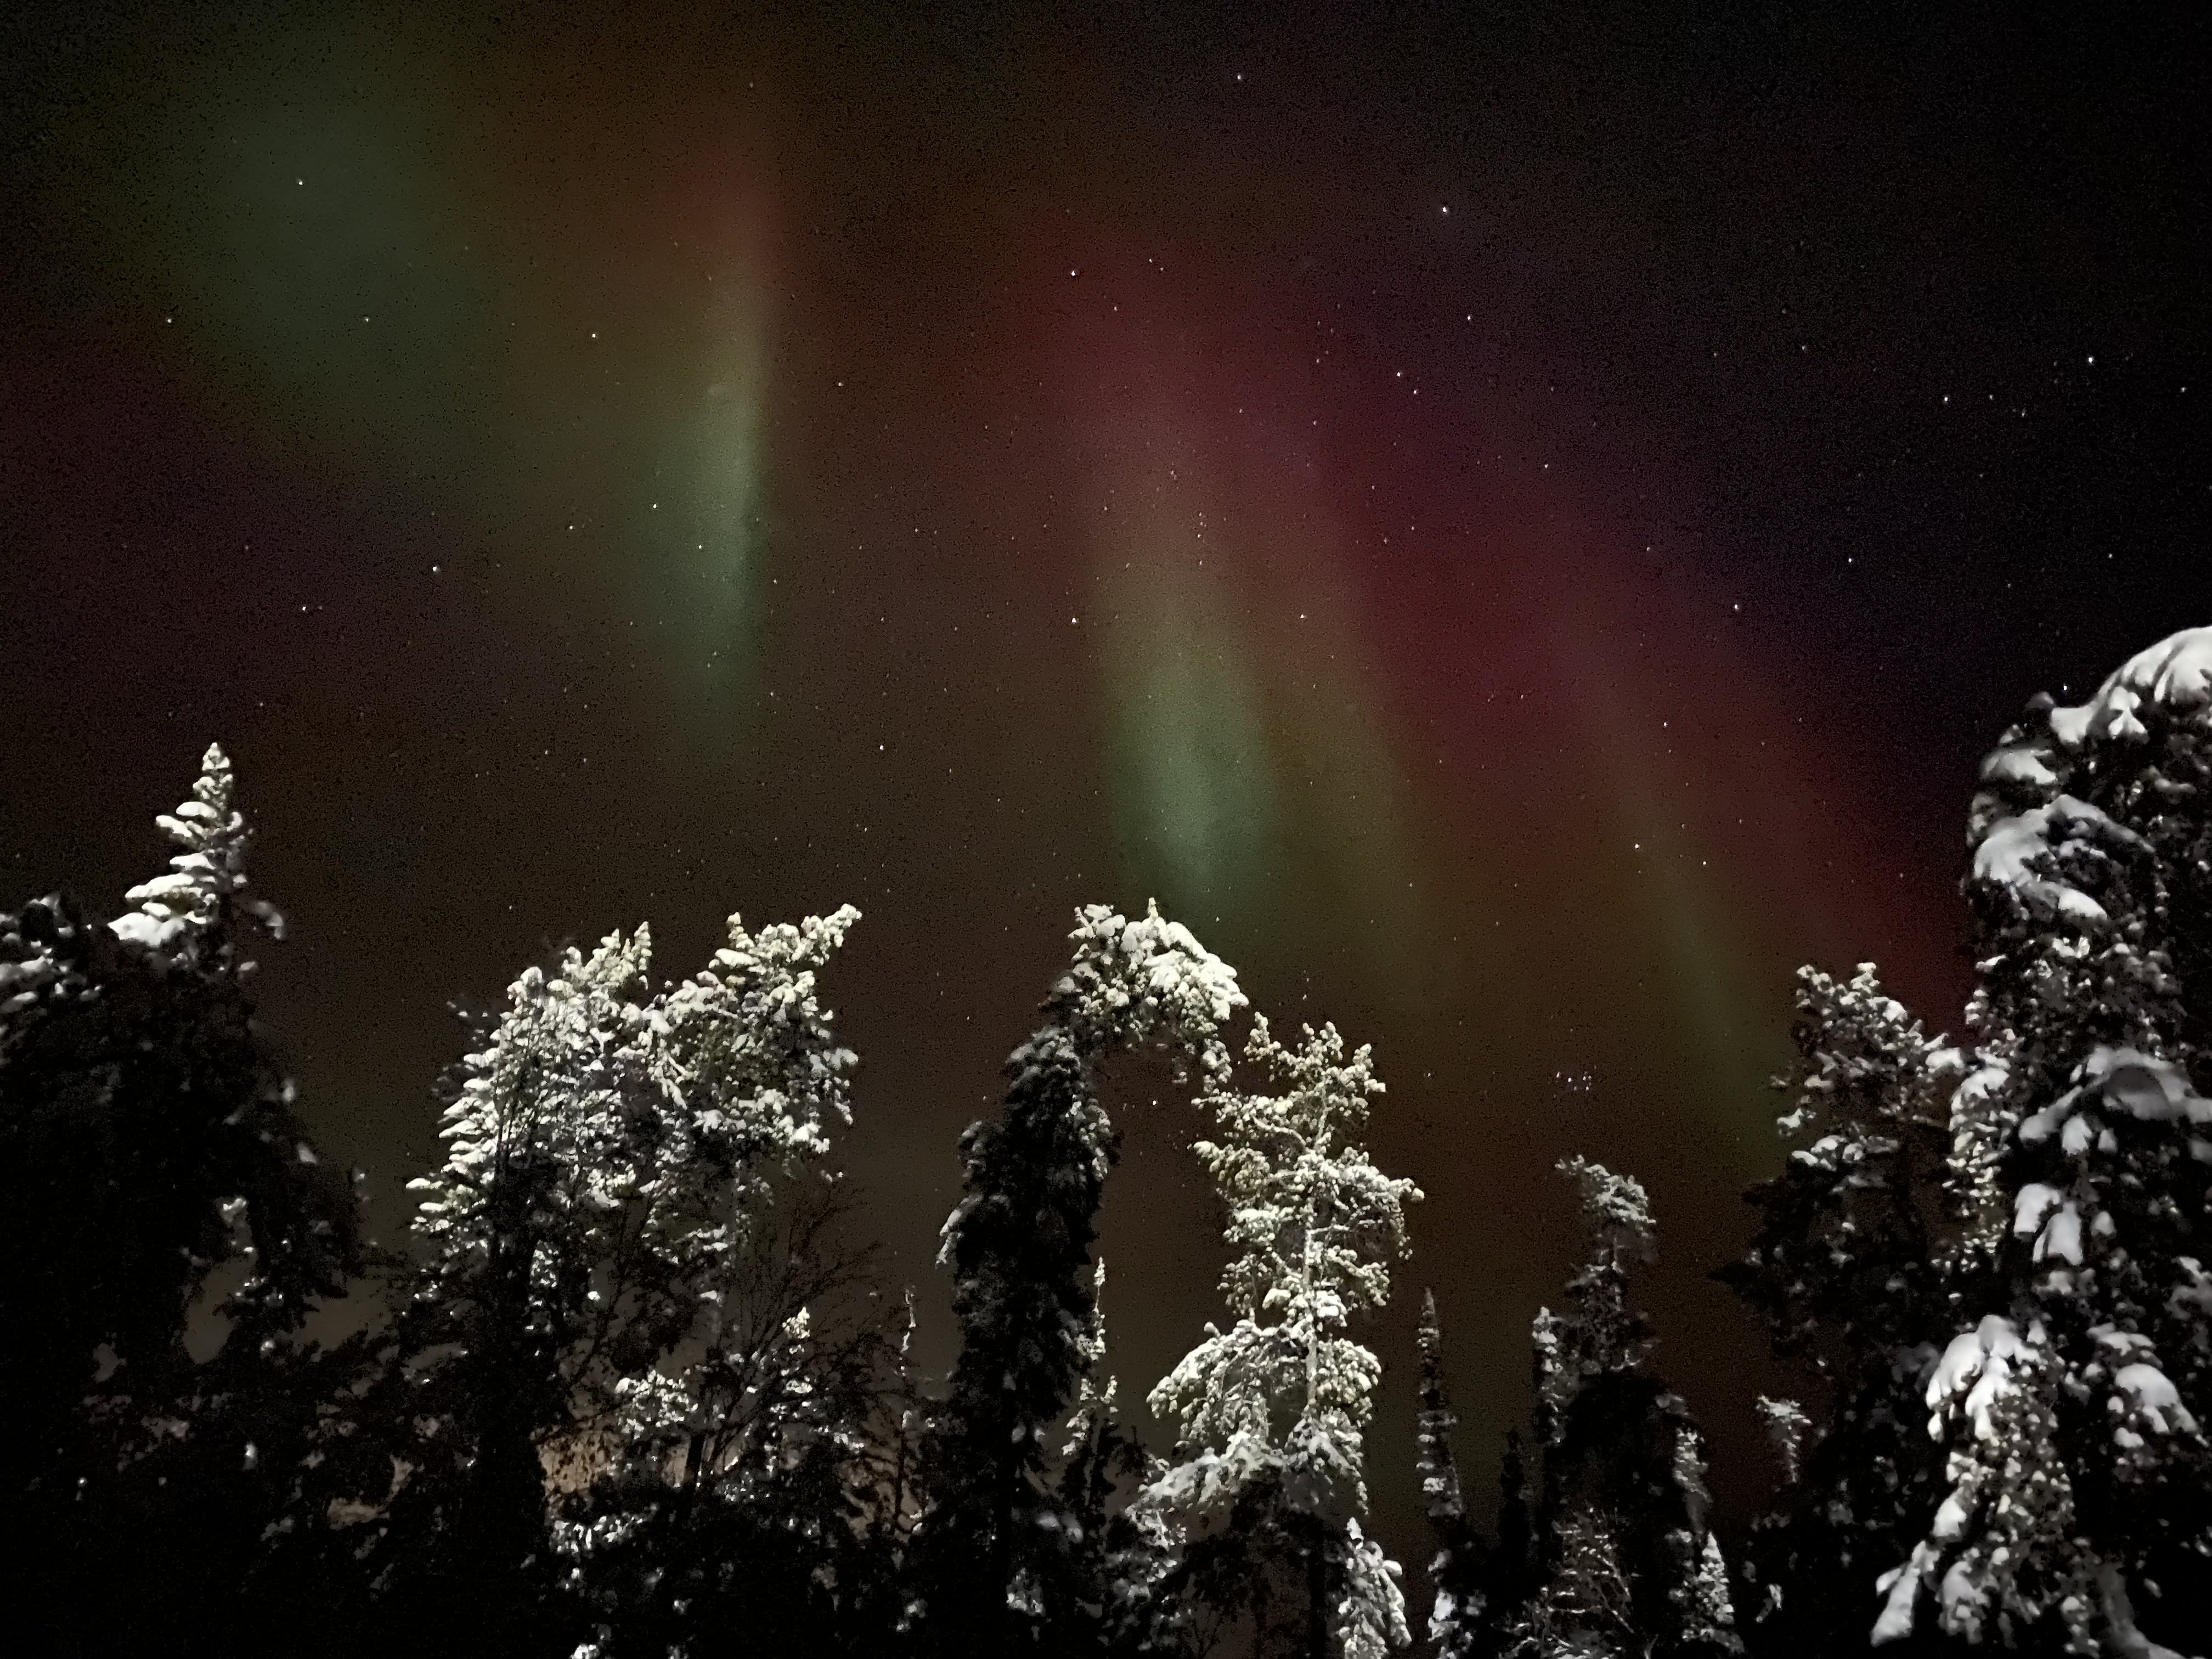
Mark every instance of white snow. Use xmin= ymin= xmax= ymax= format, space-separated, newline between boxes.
xmin=410 ymin=906 xmax=861 ymax=1451
xmin=1978 ymin=746 xmax=2061 ymax=788
xmin=2080 ymin=1045 xmax=2212 ymax=1125
xmin=1970 ymin=795 xmax=2143 ymax=922
xmin=2032 ymin=1201 xmax=2083 ymax=1266
xmin=1143 ymin=1015 xmax=1416 ymax=1653
xmin=1058 ymin=900 xmax=1246 ymax=1064
xmin=1875 ymin=627 xmax=2212 ymax=1657
xmin=2048 ymin=626 xmax=2212 ymax=748
xmin=1872 ymin=1541 xmax=1941 ymax=1645
xmin=2112 ymin=1363 xmax=2197 ymax=1436
xmin=1926 ymin=1316 xmax=2030 ymax=1443
xmin=2012 ymin=1182 xmax=2063 ymax=1237
xmin=109 ymin=744 xmax=253 ymax=959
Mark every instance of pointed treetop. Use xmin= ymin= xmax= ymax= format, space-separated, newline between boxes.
xmin=1415 ymin=1288 xmax=1465 ymax=1528
xmin=1062 ymin=1257 xmax=1122 ymax=1459
xmin=110 ymin=741 xmax=267 ymax=958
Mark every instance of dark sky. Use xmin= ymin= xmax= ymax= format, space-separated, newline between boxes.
xmin=3 ymin=0 xmax=2208 ymax=1567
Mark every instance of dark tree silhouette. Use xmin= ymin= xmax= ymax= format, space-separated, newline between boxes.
xmin=0 ymin=746 xmax=359 ymax=1655
xmin=913 ymin=902 xmax=1241 ymax=1657
xmin=1493 ymin=1160 xmax=1741 ymax=1659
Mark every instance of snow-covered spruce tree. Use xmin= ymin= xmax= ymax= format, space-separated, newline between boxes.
xmin=1059 ymin=1260 xmax=1182 ymax=1658
xmin=1499 ymin=1159 xmax=1740 ymax=1659
xmin=1417 ymin=1290 xmax=1485 ymax=1659
xmin=0 ymin=744 xmax=360 ymax=1652
xmin=915 ymin=900 xmax=1245 ymax=1657
xmin=1719 ymin=962 xmax=1968 ymax=1651
xmin=1870 ymin=629 xmax=2212 ymax=1655
xmin=1143 ymin=1016 xmax=1420 ymax=1659
xmin=1059 ymin=1260 xmax=1130 ymax=1549
xmin=335 ymin=905 xmax=859 ymax=1644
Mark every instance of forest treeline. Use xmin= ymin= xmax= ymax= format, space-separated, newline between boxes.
xmin=6 ymin=627 xmax=2212 ymax=1659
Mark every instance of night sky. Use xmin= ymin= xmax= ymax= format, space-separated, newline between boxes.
xmin=3 ymin=0 xmax=2208 ymax=1565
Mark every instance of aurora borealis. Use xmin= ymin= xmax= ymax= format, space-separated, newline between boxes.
xmin=4 ymin=0 xmax=2206 ymax=1562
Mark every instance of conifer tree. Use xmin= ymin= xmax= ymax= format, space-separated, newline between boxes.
xmin=1483 ymin=1430 xmax=1538 ymax=1656
xmin=915 ymin=900 xmax=1244 ymax=1657
xmin=1499 ymin=1159 xmax=1740 ymax=1659
xmin=1720 ymin=963 xmax=1963 ymax=1649
xmin=1059 ymin=1260 xmax=1130 ymax=1550
xmin=1144 ymin=1017 xmax=1420 ymax=1659
xmin=1867 ymin=628 xmax=2212 ymax=1655
xmin=0 ymin=744 xmax=359 ymax=1653
xmin=1417 ymin=1290 xmax=1485 ymax=1659
xmin=1057 ymin=1260 xmax=1186 ymax=1657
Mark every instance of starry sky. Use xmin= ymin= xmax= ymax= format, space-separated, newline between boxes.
xmin=3 ymin=0 xmax=2208 ymax=1561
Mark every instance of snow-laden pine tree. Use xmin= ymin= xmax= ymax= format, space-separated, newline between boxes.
xmin=1720 ymin=963 xmax=1965 ymax=1649
xmin=1499 ymin=1159 xmax=1740 ymax=1659
xmin=1417 ymin=1290 xmax=1485 ymax=1659
xmin=1143 ymin=1016 xmax=1420 ymax=1659
xmin=339 ymin=905 xmax=859 ymax=1643
xmin=1868 ymin=628 xmax=2212 ymax=1655
xmin=915 ymin=900 xmax=1245 ymax=1657
xmin=0 ymin=744 xmax=359 ymax=1651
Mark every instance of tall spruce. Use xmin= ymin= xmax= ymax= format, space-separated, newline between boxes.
xmin=0 ymin=744 xmax=360 ymax=1653
xmin=1720 ymin=962 xmax=1963 ymax=1649
xmin=1867 ymin=628 xmax=2212 ymax=1654
xmin=1499 ymin=1159 xmax=1740 ymax=1659
xmin=1417 ymin=1290 xmax=1485 ymax=1659
xmin=1143 ymin=1017 xmax=1420 ymax=1659
xmin=916 ymin=900 xmax=1244 ymax=1656
xmin=1060 ymin=1260 xmax=1183 ymax=1657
